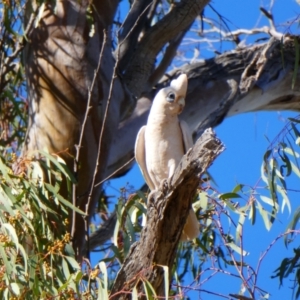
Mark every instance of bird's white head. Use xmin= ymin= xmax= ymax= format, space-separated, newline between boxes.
xmin=151 ymin=74 xmax=188 ymax=117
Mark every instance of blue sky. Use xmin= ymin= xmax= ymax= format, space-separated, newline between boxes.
xmin=97 ymin=1 xmax=300 ymax=299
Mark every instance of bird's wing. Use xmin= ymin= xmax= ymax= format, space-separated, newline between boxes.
xmin=134 ymin=126 xmax=155 ymax=190
xmin=179 ymin=120 xmax=193 ymax=153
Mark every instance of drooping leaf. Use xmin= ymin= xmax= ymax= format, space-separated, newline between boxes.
xmin=226 ymin=242 xmax=249 ymax=256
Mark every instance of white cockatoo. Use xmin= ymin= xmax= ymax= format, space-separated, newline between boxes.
xmin=135 ymin=74 xmax=199 ymax=240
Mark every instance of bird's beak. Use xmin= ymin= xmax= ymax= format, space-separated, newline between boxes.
xmin=170 ymin=74 xmax=188 ymax=98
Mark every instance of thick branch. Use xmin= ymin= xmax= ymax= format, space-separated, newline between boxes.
xmin=124 ymin=0 xmax=210 ymax=96
xmin=106 ymin=36 xmax=300 ymax=178
xmin=118 ymin=0 xmax=153 ymax=71
xmin=110 ymin=128 xmax=224 ymax=299
xmin=148 ymin=25 xmax=191 ymax=87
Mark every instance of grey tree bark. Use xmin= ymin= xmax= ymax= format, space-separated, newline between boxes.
xmin=107 ymin=36 xmax=300 ymax=179
xmin=89 ymin=35 xmax=300 ymax=256
xmin=110 ymin=128 xmax=224 ymax=299
xmin=20 ymin=0 xmax=210 ymax=258
xmin=19 ymin=2 xmax=300 ymax=291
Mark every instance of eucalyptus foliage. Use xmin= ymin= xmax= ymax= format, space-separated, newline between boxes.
xmin=1 ymin=0 xmax=300 ymax=299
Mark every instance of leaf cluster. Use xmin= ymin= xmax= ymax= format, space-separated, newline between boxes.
xmin=0 ymin=153 xmax=109 ymax=299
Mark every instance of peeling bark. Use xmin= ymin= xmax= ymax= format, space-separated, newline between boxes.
xmin=110 ymin=128 xmax=224 ymax=298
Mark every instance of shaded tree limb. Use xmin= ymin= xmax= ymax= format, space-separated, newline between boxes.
xmin=85 ymin=212 xmax=117 ymax=252
xmin=147 ymin=25 xmax=192 ymax=87
xmin=123 ymin=0 xmax=210 ymax=96
xmin=106 ymin=36 xmax=300 ymax=179
xmin=21 ymin=0 xmax=128 ymax=257
xmin=110 ymin=128 xmax=224 ymax=299
xmin=89 ymin=35 xmax=300 ymax=251
xmin=118 ymin=0 xmax=153 ymax=71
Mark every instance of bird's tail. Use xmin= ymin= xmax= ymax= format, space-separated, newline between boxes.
xmin=180 ymin=209 xmax=200 ymax=241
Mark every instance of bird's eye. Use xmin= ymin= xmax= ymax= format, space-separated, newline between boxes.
xmin=166 ymin=92 xmax=175 ymax=102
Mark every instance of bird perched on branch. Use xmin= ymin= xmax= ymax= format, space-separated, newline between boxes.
xmin=135 ymin=74 xmax=199 ymax=240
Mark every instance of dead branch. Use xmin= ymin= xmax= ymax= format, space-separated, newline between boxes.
xmin=110 ymin=128 xmax=224 ymax=299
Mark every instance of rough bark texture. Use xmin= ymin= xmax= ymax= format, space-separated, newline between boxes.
xmin=19 ymin=0 xmax=300 ymax=274
xmin=107 ymin=36 xmax=300 ymax=178
xmin=110 ymin=128 xmax=224 ymax=299
xmin=21 ymin=0 xmax=128 ymax=256
xmin=20 ymin=0 xmax=209 ymax=258
xmin=89 ymin=35 xmax=300 ymax=253
xmin=122 ymin=0 xmax=210 ymax=97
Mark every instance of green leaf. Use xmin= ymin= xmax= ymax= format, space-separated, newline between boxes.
xmin=219 ymin=192 xmax=241 ymax=200
xmin=65 ymin=255 xmax=80 ymax=271
xmin=249 ymin=201 xmax=256 ymax=225
xmin=256 ymin=201 xmax=271 ymax=231
xmin=285 ymin=207 xmax=300 ymax=246
xmin=142 ymin=279 xmax=157 ymax=300
xmin=162 ymin=265 xmax=169 ymax=300
xmin=273 ymin=257 xmax=291 ymax=285
xmin=263 ymin=149 xmax=272 ymax=162
xmin=125 ymin=215 xmax=136 ymax=243
xmin=113 ymin=219 xmax=120 ymax=249
xmin=44 ymin=183 xmax=85 ymax=215
xmin=134 ymin=201 xmax=147 ymax=215
xmin=261 ymin=162 xmax=269 ymax=185
xmin=232 ymin=184 xmax=244 ymax=193
xmin=64 ymin=243 xmax=76 ymax=257
xmin=226 ymin=242 xmax=248 ymax=256
xmin=197 ymin=192 xmax=208 ymax=210
xmin=283 ymin=146 xmax=300 ymax=158
xmin=2 ymin=223 xmax=19 ymax=247
xmin=236 ymin=213 xmax=245 ymax=243
xmin=99 ymin=261 xmax=108 ymax=293
xmin=97 ymin=264 xmax=108 ymax=300
xmin=29 ymin=255 xmax=38 ymax=290
xmin=277 ymin=185 xmax=291 ymax=215
xmin=9 ymin=283 xmax=20 ymax=296
xmin=291 ymin=160 xmax=300 ymax=178
xmin=132 ymin=286 xmax=138 ymax=300
xmin=38 ymin=150 xmax=77 ymax=183
xmin=0 ymin=245 xmax=12 ymax=276
xmin=0 ymin=158 xmax=14 ymax=185
xmin=136 ymin=190 xmax=148 ymax=202
xmin=62 ymin=258 xmax=70 ymax=281
xmin=260 ymin=195 xmax=279 ymax=211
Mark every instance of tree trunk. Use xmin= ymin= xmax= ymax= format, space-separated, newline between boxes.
xmin=22 ymin=0 xmax=129 ymax=257
xmin=20 ymin=0 xmax=210 ymax=258
xmin=20 ymin=0 xmax=300 ymax=267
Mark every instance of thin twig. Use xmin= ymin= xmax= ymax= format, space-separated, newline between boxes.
xmin=253 ymin=229 xmax=300 ymax=293
xmin=84 ymin=30 xmax=121 ymax=259
xmin=70 ymin=31 xmax=107 ymax=249
xmin=214 ymin=211 xmax=255 ymax=299
xmin=94 ymin=156 xmax=135 ymax=188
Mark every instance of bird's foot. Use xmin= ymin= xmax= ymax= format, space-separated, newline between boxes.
xmin=159 ymin=179 xmax=169 ymax=195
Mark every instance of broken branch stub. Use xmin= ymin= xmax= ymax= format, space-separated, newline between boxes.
xmin=110 ymin=128 xmax=225 ymax=299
